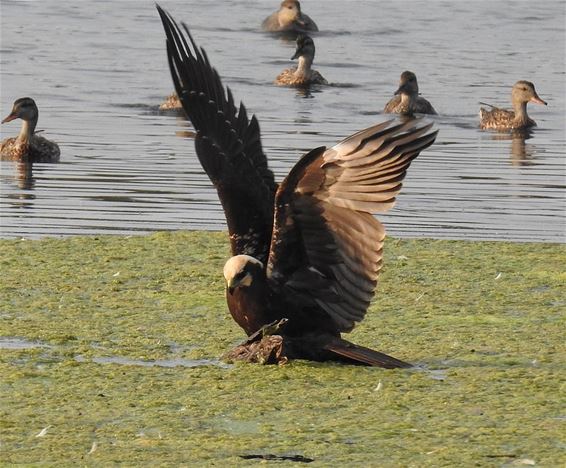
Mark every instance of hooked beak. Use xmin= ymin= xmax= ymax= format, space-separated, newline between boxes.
xmin=226 ymin=278 xmax=239 ymax=295
xmin=1 ymin=112 xmax=17 ymax=124
xmin=530 ymin=94 xmax=547 ymax=106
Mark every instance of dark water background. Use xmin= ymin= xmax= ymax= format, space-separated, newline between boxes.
xmin=1 ymin=0 xmax=565 ymax=242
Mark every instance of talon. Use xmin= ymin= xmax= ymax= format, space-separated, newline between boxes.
xmin=261 ymin=318 xmax=289 ymax=337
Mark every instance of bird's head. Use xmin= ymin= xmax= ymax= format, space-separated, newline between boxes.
xmin=279 ymin=0 xmax=302 ymax=24
xmin=223 ymin=255 xmax=264 ymax=294
xmin=512 ymin=80 xmax=547 ymax=106
xmin=291 ymin=34 xmax=315 ymax=61
xmin=2 ymin=97 xmax=38 ymax=125
xmin=394 ymin=71 xmax=419 ymax=97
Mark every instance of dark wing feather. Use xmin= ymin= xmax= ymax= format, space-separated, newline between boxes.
xmin=325 ymin=337 xmax=412 ymax=368
xmin=267 ymin=119 xmax=438 ymax=332
xmin=157 ymin=6 xmax=277 ymax=263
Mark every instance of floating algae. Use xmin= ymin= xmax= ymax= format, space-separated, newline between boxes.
xmin=0 ymin=232 xmax=564 ymax=465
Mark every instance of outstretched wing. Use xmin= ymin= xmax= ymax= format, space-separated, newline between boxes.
xmin=157 ymin=6 xmax=277 ymax=263
xmin=267 ymin=119 xmax=437 ymax=332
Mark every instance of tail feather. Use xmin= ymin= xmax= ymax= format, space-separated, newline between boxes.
xmin=325 ymin=338 xmax=412 ymax=369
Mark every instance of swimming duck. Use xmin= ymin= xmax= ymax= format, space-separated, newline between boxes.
xmin=479 ymin=81 xmax=547 ymax=130
xmin=262 ymin=0 xmax=318 ymax=33
xmin=275 ymin=34 xmax=327 ymax=87
xmin=384 ymin=71 xmax=437 ymax=116
xmin=1 ymin=97 xmax=60 ymax=162
xmin=160 ymin=92 xmax=182 ymax=110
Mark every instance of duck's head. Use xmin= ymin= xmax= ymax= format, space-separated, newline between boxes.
xmin=2 ymin=97 xmax=38 ymax=125
xmin=223 ymin=255 xmax=264 ymax=295
xmin=278 ymin=0 xmax=302 ymax=25
xmin=394 ymin=71 xmax=419 ymax=97
xmin=512 ymin=81 xmax=547 ymax=106
xmin=291 ymin=34 xmax=315 ymax=61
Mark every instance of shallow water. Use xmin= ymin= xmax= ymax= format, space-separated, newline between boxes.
xmin=1 ymin=0 xmax=564 ymax=241
xmin=0 ymin=337 xmax=50 ymax=350
xmin=74 ymin=354 xmax=228 ymax=369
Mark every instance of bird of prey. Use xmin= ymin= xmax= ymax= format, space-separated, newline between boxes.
xmin=156 ymin=5 xmax=438 ymax=368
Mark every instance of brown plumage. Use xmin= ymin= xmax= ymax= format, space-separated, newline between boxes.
xmin=1 ymin=97 xmax=60 ymax=162
xmin=275 ymin=34 xmax=327 ymax=87
xmin=159 ymin=92 xmax=182 ymax=110
xmin=479 ymin=81 xmax=547 ymax=130
xmin=262 ymin=0 xmax=318 ymax=33
xmin=384 ymin=71 xmax=437 ymax=116
xmin=157 ymin=6 xmax=438 ymax=368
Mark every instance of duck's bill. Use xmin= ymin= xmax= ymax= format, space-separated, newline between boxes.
xmin=1 ymin=113 xmax=17 ymax=124
xmin=530 ymin=95 xmax=547 ymax=105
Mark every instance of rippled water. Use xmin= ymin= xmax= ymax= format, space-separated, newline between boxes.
xmin=1 ymin=0 xmax=565 ymax=241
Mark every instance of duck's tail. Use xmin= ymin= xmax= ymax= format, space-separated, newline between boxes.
xmin=324 ymin=338 xmax=412 ymax=369
xmin=478 ymin=101 xmax=496 ymax=108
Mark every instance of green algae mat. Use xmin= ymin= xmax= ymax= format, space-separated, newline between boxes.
xmin=0 ymin=232 xmax=564 ymax=466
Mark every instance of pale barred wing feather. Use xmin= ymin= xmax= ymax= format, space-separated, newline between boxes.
xmin=268 ymin=119 xmax=438 ymax=332
xmin=322 ymin=121 xmax=435 ymax=212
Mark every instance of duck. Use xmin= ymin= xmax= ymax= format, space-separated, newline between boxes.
xmin=479 ymin=81 xmax=547 ymax=130
xmin=384 ymin=71 xmax=437 ymax=116
xmin=1 ymin=97 xmax=60 ymax=162
xmin=159 ymin=92 xmax=182 ymax=110
xmin=262 ymin=0 xmax=318 ymax=33
xmin=275 ymin=34 xmax=327 ymax=87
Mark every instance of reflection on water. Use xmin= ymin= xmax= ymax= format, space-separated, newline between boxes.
xmin=489 ymin=129 xmax=539 ymax=166
xmin=509 ymin=135 xmax=535 ymax=166
xmin=15 ymin=161 xmax=35 ymax=190
xmin=293 ymin=87 xmax=317 ymax=99
xmin=0 ymin=337 xmax=50 ymax=350
xmin=0 ymin=0 xmax=564 ymax=242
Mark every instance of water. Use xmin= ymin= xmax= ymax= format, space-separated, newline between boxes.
xmin=1 ymin=0 xmax=564 ymax=242
xmin=74 ymin=355 xmax=229 ymax=369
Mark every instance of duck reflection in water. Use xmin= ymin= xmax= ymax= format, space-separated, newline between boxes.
xmin=0 ymin=160 xmax=36 ymax=206
xmin=174 ymin=115 xmax=197 ymax=139
xmin=489 ymin=128 xmax=538 ymax=166
xmin=15 ymin=161 xmax=35 ymax=190
xmin=293 ymin=86 xmax=322 ymax=99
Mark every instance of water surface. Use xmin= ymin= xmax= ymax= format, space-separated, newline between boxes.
xmin=1 ymin=0 xmax=565 ymax=241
